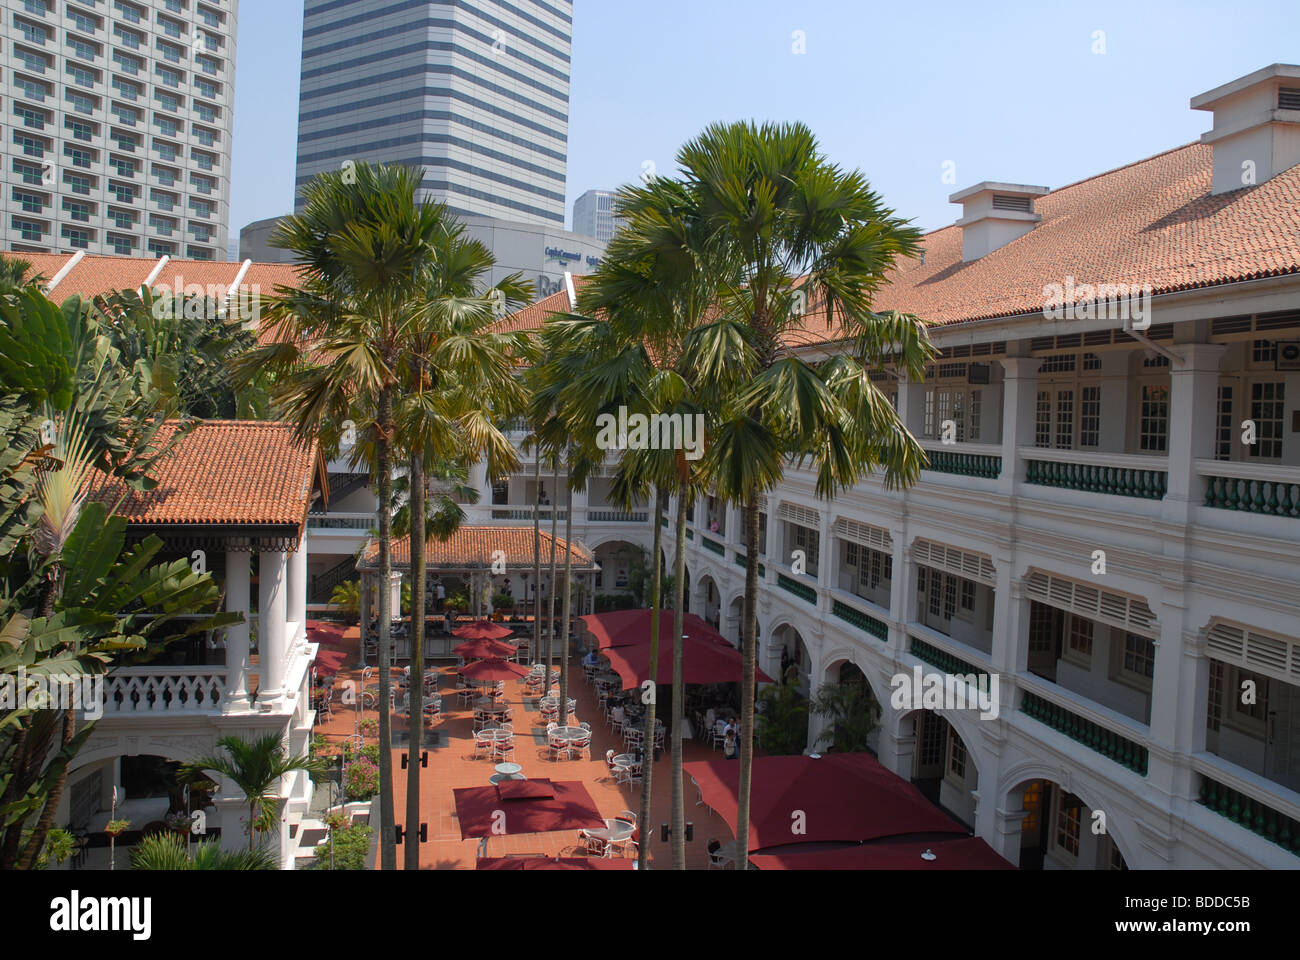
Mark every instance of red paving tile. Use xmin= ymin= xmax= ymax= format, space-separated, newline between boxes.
xmin=312 ymin=625 xmax=733 ymax=870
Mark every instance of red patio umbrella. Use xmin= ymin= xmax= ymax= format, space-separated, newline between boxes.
xmin=458 ymin=657 xmax=530 ymax=683
xmin=453 ymin=620 xmax=513 ymax=641
xmin=682 ymin=753 xmax=968 ymax=852
xmin=453 ymin=638 xmax=517 ymax=660
xmin=476 ymin=857 xmax=636 ymax=870
xmin=749 ymin=836 xmax=1014 ymax=870
xmin=579 ymin=610 xmax=729 ymax=650
xmin=603 ymin=633 xmax=772 ymax=689
xmin=451 ymin=779 xmax=606 ymax=839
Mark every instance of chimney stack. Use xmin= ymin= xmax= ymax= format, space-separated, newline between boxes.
xmin=1191 ymin=63 xmax=1300 ymax=196
xmin=948 ymin=182 xmax=1050 ymax=262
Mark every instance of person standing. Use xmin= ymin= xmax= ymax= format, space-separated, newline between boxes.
xmin=435 ymin=581 xmax=446 ymax=612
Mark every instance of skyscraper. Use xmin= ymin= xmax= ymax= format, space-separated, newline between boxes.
xmin=572 ymin=188 xmax=623 ymax=243
xmin=2 ymin=0 xmax=238 ymax=260
xmin=294 ymin=0 xmax=572 ymax=227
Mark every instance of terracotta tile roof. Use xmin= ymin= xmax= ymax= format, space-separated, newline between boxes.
xmin=6 ymin=253 xmax=304 ymax=303
xmin=86 ymin=421 xmax=318 ymax=528
xmin=790 ymin=143 xmax=1300 ymax=337
xmin=358 ymin=525 xmax=596 ymax=571
xmin=488 ymin=276 xmax=591 ymax=335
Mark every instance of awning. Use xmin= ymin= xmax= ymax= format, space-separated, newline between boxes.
xmin=451 ymin=780 xmax=605 ymax=839
xmin=603 ymin=633 xmax=772 ymax=690
xmin=453 ymin=620 xmax=514 ymax=641
xmin=476 ymin=857 xmax=636 ymax=871
xmin=682 ymin=754 xmax=968 ymax=852
xmin=579 ymin=610 xmax=730 ymax=650
xmin=749 ymin=837 xmax=1014 ymax=870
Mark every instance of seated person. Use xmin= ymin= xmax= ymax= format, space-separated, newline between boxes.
xmin=611 ymin=704 xmax=625 ymax=726
xmin=582 ymin=648 xmax=600 ymax=667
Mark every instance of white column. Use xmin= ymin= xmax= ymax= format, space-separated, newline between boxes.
xmin=390 ymin=572 xmax=403 ymax=620
xmin=1162 ymin=343 xmax=1227 ymax=520
xmin=997 ymin=357 xmax=1042 ymax=498
xmin=287 ymin=531 xmax=307 ymax=647
xmin=224 ymin=549 xmax=251 ymax=706
xmin=259 ymin=549 xmax=288 ymax=702
xmin=887 ymin=527 xmax=911 ymax=655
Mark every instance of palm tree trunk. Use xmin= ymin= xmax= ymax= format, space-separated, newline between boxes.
xmin=404 ymin=451 xmax=425 ymax=871
xmin=558 ymin=465 xmax=574 ymax=721
xmin=670 ymin=485 xmax=688 ymax=869
xmin=532 ymin=443 xmax=542 ymax=662
xmin=546 ymin=456 xmax=559 ymax=673
xmin=734 ymin=497 xmax=761 ymax=870
xmin=637 ymin=486 xmax=665 ymax=869
xmin=376 ymin=387 xmax=396 ymax=870
xmin=15 ymin=710 xmax=74 ymax=868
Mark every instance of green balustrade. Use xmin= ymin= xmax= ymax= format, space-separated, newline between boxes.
xmin=702 ymin=537 xmax=725 ymax=556
xmin=908 ymin=637 xmax=988 ymax=683
xmin=1026 ymin=459 xmax=1167 ymax=499
xmin=833 ymin=601 xmax=888 ymax=641
xmin=924 ymin=450 xmax=1003 ymax=479
xmin=776 ymin=574 xmax=817 ymax=604
xmin=1204 ymin=475 xmax=1300 ymax=518
xmin=1020 ymin=690 xmax=1149 ymax=775
xmin=1198 ymin=775 xmax=1300 ymax=856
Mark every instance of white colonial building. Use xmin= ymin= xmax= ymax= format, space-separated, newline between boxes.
xmin=57 ymin=421 xmax=324 ymax=868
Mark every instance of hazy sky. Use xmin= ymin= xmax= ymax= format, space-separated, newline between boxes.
xmin=228 ymin=0 xmax=1300 ymax=246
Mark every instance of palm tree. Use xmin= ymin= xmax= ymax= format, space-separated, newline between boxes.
xmin=390 ymin=219 xmax=532 ymax=871
xmin=676 ymin=120 xmax=935 ymax=868
xmin=184 ymin=734 xmax=326 ymax=853
xmin=231 ymin=161 xmax=446 ymax=869
xmin=131 ymin=832 xmax=279 ymax=870
xmin=810 ymin=681 xmax=881 ymax=753
xmin=556 ymin=176 xmax=726 ymax=867
xmin=330 ymin=579 xmax=361 ymax=621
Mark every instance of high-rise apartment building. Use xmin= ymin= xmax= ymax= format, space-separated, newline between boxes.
xmin=572 ymin=188 xmax=622 ymax=243
xmin=293 ymin=0 xmax=572 ymax=227
xmin=1 ymin=0 xmax=238 ymax=260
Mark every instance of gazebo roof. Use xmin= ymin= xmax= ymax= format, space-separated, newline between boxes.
xmin=356 ymin=525 xmax=597 ymax=573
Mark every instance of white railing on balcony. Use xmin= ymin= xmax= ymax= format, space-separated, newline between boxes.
xmin=307 ymin=512 xmax=375 ymax=532
xmin=103 ymin=667 xmax=226 ymax=715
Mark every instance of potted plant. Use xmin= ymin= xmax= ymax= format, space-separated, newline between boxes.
xmin=104 ymin=818 xmax=130 ymax=838
xmin=165 ymin=811 xmax=196 ymax=836
xmin=492 ymin=593 xmax=515 ymax=620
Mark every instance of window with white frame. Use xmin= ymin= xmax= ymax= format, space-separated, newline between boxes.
xmin=946 ymin=727 xmax=967 ymax=781
xmin=1248 ymin=381 xmax=1285 ymax=460
xmin=1035 ymin=354 xmax=1102 ymax=450
xmin=791 ymin=524 xmax=819 ymax=575
xmin=1138 ymin=384 xmax=1170 ymax=452
xmin=1117 ymin=633 xmax=1156 ymax=689
xmin=1054 ymin=790 xmax=1082 ymax=858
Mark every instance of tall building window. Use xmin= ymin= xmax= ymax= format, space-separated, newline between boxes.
xmin=1248 ymin=382 xmax=1285 ymax=460
xmin=1138 ymin=384 xmax=1170 ymax=452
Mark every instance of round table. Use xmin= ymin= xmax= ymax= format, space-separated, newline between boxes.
xmin=494 ymin=762 xmax=523 ymax=777
xmin=549 ymin=725 xmax=586 ymax=742
xmin=539 ymin=696 xmax=577 ymax=714
xmin=586 ymin=818 xmax=635 ymax=844
xmin=611 ymin=753 xmax=639 ymax=769
xmin=477 ymin=728 xmax=513 ymax=741
xmin=475 ymin=699 xmax=511 ymax=713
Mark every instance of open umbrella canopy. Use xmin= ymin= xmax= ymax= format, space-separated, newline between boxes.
xmin=453 ymin=620 xmax=514 ymax=640
xmin=603 ymin=633 xmax=772 ymax=690
xmin=459 ymin=657 xmax=530 ymax=683
xmin=579 ymin=610 xmax=729 ymax=650
xmin=749 ymin=837 xmax=1014 ymax=870
xmin=453 ymin=638 xmax=517 ymax=660
xmin=476 ymin=856 xmax=636 ymax=871
xmin=682 ymin=754 xmax=968 ymax=852
xmin=452 ymin=780 xmax=605 ymax=839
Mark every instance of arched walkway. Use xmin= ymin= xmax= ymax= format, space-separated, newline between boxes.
xmin=1000 ymin=769 xmax=1132 ymax=870
xmin=899 ymin=708 xmax=981 ymax=829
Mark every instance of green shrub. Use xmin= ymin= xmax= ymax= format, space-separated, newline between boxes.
xmin=311 ymin=823 xmax=373 ymax=871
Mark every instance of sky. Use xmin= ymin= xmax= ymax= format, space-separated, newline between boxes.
xmin=227 ymin=0 xmax=1300 ymax=250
